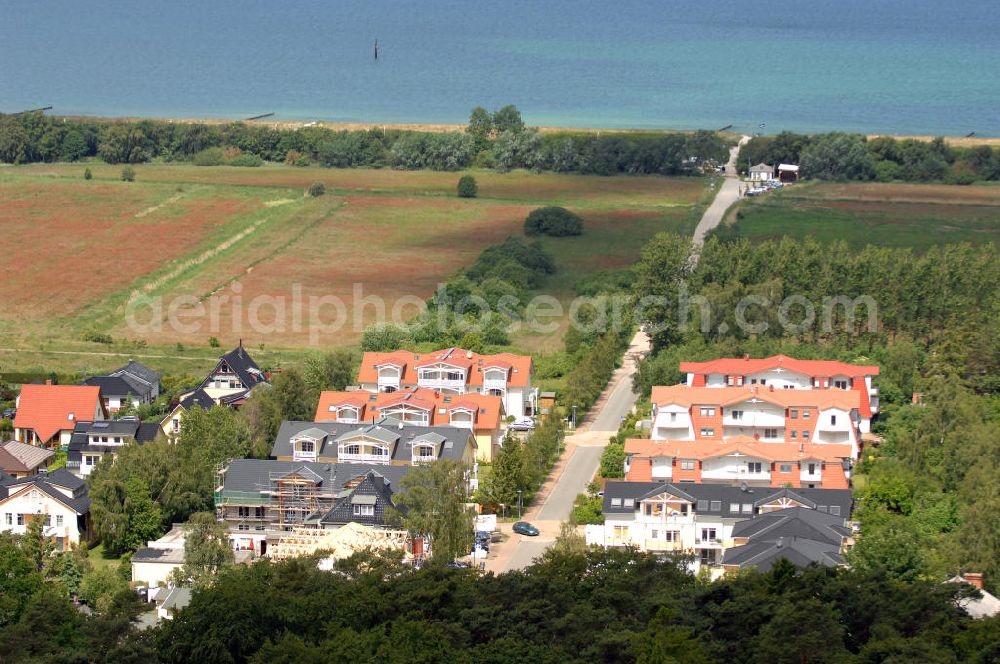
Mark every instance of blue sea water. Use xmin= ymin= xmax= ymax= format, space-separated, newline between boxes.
xmin=2 ymin=0 xmax=998 ymax=135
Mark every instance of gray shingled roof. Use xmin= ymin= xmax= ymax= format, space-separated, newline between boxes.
xmin=1 ymin=471 xmax=90 ymax=514
xmin=219 ymin=458 xmax=410 ymax=495
xmin=111 ymin=360 xmax=160 ymax=395
xmin=82 ymin=375 xmax=140 ymax=398
xmin=202 ymin=345 xmax=267 ymax=391
xmin=1 ymin=441 xmax=54 ymax=472
xmin=270 ymin=418 xmax=473 ymax=463
xmin=132 ymin=547 xmax=185 ymax=564
xmin=722 ymin=537 xmax=845 ymax=571
xmin=179 ymin=388 xmax=215 ymax=410
xmin=731 ymin=507 xmax=851 ymax=545
xmin=602 ymin=481 xmax=853 ymax=519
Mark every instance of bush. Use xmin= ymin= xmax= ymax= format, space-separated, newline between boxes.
xmin=457 ymin=175 xmax=478 ymax=198
xmin=524 ymin=206 xmax=583 ymax=237
xmin=308 ymin=181 xmax=325 ymax=197
xmin=228 ymin=153 xmax=263 ymax=167
xmin=120 ymin=166 xmax=135 ymax=182
xmin=83 ymin=167 xmax=92 ymax=180
xmin=208 ymin=336 xmax=220 ymax=348
xmin=82 ymin=330 xmax=113 ymax=344
xmin=192 ymin=147 xmax=226 ymax=166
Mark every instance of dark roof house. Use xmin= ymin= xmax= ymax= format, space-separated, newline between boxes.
xmin=66 ymin=418 xmax=162 ymax=477
xmin=270 ymin=418 xmax=475 ymax=464
xmin=721 ymin=506 xmax=852 ymax=571
xmin=601 ymin=482 xmax=853 ymax=520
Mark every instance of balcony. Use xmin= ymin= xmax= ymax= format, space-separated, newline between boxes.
xmin=644 ymin=540 xmax=684 ymax=552
xmin=702 ymin=468 xmax=770 ymax=482
xmin=293 ymin=450 xmax=317 ymax=462
xmin=483 ymin=378 xmax=508 ymax=391
xmin=377 ymin=378 xmax=401 ymax=392
xmin=695 ymin=538 xmax=724 ymax=548
xmin=338 ymin=452 xmax=390 ymax=465
xmin=418 ymin=378 xmax=467 ymax=392
xmin=800 ymin=470 xmax=823 ymax=483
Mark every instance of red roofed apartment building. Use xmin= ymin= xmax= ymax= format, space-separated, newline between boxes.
xmin=679 ymin=355 xmax=879 ymax=432
xmin=13 ymin=383 xmax=106 ymax=448
xmin=315 ymin=387 xmax=505 ymax=462
xmin=624 ymin=356 xmax=881 ymax=488
xmin=356 ymin=348 xmax=536 ymax=420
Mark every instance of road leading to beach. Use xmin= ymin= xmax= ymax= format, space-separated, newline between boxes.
xmin=692 ymin=135 xmax=751 ymax=248
xmin=492 ymin=143 xmax=750 ymax=572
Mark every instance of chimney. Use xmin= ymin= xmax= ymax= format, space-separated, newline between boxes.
xmin=46 ymin=379 xmax=52 ymax=386
xmin=963 ymin=573 xmax=984 ymax=590
xmin=743 ymin=354 xmax=750 ymax=361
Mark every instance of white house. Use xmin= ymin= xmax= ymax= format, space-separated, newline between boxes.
xmin=748 ymin=163 xmax=774 ymax=182
xmin=587 ymin=481 xmax=853 ymax=573
xmin=0 ymin=469 xmax=91 ymax=549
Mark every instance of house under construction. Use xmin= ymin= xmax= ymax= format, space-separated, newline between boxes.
xmin=214 ymin=458 xmax=409 ymax=555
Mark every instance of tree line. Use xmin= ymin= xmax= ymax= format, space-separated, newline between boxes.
xmin=4 ymin=546 xmax=989 ymax=663
xmin=738 ymin=131 xmax=1000 ymax=183
xmin=635 ymin=233 xmax=1000 ymax=357
xmin=631 ymin=231 xmax=1000 ymax=592
xmin=0 ymin=107 xmax=730 ymax=176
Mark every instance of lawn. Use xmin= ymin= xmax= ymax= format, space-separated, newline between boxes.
xmin=0 ymin=163 xmax=705 ymax=370
xmin=725 ymin=181 xmax=1000 ymax=251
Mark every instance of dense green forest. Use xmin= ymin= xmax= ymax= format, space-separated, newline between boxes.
xmin=738 ymin=131 xmax=1000 ymax=183
xmin=4 ymin=544 xmax=998 ymax=663
xmin=0 ymin=107 xmax=729 ymax=175
xmin=632 ymin=233 xmax=1000 ymax=592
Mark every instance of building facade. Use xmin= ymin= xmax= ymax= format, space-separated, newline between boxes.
xmin=587 ymin=481 xmax=852 ymax=573
xmin=356 ymin=347 xmax=536 ymax=419
xmin=0 ymin=469 xmax=91 ymax=549
xmin=315 ymin=387 xmax=503 ymax=461
xmin=13 ymin=384 xmax=105 ymax=448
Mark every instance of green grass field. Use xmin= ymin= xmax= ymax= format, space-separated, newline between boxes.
xmin=725 ymin=181 xmax=1000 ymax=251
xmin=0 ymin=162 xmax=706 ymax=374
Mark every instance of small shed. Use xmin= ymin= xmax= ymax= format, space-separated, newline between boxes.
xmin=778 ymin=163 xmax=800 ymax=182
xmin=748 ymin=163 xmax=774 ymax=182
xmin=538 ymin=392 xmax=557 ymax=414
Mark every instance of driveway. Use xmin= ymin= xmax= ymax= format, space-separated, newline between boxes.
xmin=692 ymin=135 xmax=751 ymax=248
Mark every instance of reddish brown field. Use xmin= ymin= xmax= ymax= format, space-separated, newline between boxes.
xmin=0 ymin=164 xmax=704 ymax=358
xmin=0 ymin=180 xmax=255 ymax=321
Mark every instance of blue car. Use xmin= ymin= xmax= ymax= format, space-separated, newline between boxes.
xmin=512 ymin=521 xmax=539 ymax=537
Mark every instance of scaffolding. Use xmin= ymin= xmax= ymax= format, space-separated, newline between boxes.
xmin=214 ymin=467 xmax=343 ymax=533
xmin=268 ymin=522 xmax=412 ymax=561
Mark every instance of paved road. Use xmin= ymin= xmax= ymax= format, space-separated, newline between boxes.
xmin=588 ymin=343 xmax=646 ymax=432
xmin=692 ymin=135 xmax=751 ymax=248
xmin=535 ymin=446 xmax=604 ymax=521
xmin=495 ymin=150 xmax=750 ymax=571
xmin=502 ymin=539 xmax=552 ymax=571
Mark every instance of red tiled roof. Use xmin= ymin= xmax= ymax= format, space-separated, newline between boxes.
xmin=357 ymin=348 xmax=532 ymax=387
xmin=679 ymin=355 xmax=879 ymax=378
xmin=315 ymin=387 xmax=504 ymax=432
xmin=651 ymin=385 xmax=861 ymax=412
xmin=13 ymin=385 xmax=102 ymax=444
xmin=626 ymin=459 xmax=652 ymax=482
xmin=624 ymin=438 xmax=853 ymax=463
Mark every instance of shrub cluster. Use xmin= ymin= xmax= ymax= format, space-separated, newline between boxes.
xmin=0 ymin=108 xmax=731 ymax=177
xmin=738 ymin=131 xmax=1000 ymax=183
xmin=524 ymin=206 xmax=584 ymax=237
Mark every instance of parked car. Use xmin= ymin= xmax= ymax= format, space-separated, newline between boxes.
xmin=446 ymin=561 xmax=471 ymax=569
xmin=1 ymin=408 xmax=14 ymax=419
xmin=512 ymin=521 xmax=539 ymax=537
xmin=475 ymin=530 xmax=493 ymax=545
xmin=509 ymin=417 xmax=535 ymax=432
